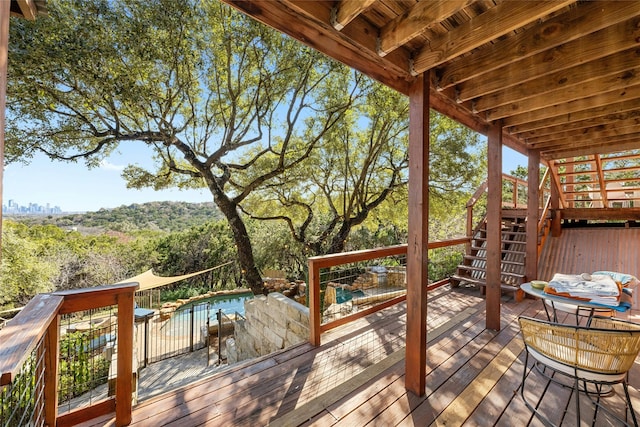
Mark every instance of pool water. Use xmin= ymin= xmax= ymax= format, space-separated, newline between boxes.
xmin=162 ymin=292 xmax=253 ymax=336
xmin=177 ymin=292 xmax=253 ymax=317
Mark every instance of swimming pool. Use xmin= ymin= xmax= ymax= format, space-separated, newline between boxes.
xmin=177 ymin=292 xmax=253 ymax=316
xmin=161 ymin=292 xmax=253 ymax=337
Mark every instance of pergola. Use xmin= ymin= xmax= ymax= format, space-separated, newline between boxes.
xmin=2 ymin=1 xmax=640 ymax=399
xmin=216 ymin=0 xmax=640 ymax=397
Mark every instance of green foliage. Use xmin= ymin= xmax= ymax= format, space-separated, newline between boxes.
xmin=58 ymin=331 xmax=110 ymax=403
xmin=509 ymin=165 xmax=528 ymax=180
xmin=12 ymin=201 xmax=221 ymax=233
xmin=343 ymin=223 xmax=407 ymax=252
xmin=0 ymin=219 xmax=157 ymax=307
xmin=159 ymin=285 xmax=211 ymax=303
xmin=429 ymin=112 xmax=485 ymax=220
xmin=242 ymin=87 xmax=485 ymax=255
xmin=0 ymin=351 xmax=40 ymax=426
xmin=429 ymin=247 xmax=464 ymax=282
xmin=153 ymin=220 xmax=238 ymax=285
xmin=0 ymin=223 xmax=57 ymax=308
xmin=247 ymin=219 xmax=309 ymax=280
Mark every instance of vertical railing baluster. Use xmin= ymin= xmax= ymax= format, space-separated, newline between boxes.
xmin=144 ymin=316 xmax=149 ymax=368
xmin=190 ymin=306 xmax=195 ymax=353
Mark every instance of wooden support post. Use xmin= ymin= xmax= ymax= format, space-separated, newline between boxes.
xmin=44 ymin=314 xmax=60 ymax=426
xmin=526 ymin=150 xmax=540 ymax=283
xmin=486 ymin=122 xmax=502 ymax=331
xmin=405 ymin=72 xmax=429 ymax=396
xmin=308 ymin=259 xmax=321 ymax=346
xmin=116 ymin=291 xmax=134 ymax=426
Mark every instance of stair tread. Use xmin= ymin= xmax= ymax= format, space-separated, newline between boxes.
xmin=470 ymin=246 xmax=526 ymax=254
xmin=473 ymin=236 xmax=526 ymax=243
xmin=463 ymin=256 xmax=524 ymax=265
xmin=450 ymin=275 xmax=521 ymax=291
xmin=456 ymin=265 xmax=525 ymax=277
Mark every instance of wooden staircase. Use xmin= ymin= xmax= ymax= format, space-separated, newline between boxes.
xmin=450 ymin=211 xmax=527 ymax=301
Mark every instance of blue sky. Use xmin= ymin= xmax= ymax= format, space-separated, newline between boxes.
xmin=2 ymin=145 xmax=527 ymax=213
xmin=3 ymin=146 xmax=211 ymax=213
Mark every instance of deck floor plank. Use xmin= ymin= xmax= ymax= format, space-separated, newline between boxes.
xmin=79 ymin=287 xmax=640 ymax=427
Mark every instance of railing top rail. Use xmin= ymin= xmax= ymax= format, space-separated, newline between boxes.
xmin=466 ymin=173 xmax=532 ymax=209
xmin=308 ymin=238 xmax=469 ymax=269
xmin=0 ymin=293 xmax=64 ymax=386
xmin=308 ymin=244 xmax=408 ymax=268
xmin=501 ymin=173 xmax=527 ymax=186
xmin=53 ymin=282 xmax=140 ymax=314
xmin=539 ymin=167 xmax=550 ymax=192
xmin=466 ymin=181 xmax=488 ymax=208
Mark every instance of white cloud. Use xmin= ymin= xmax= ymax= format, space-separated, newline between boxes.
xmin=99 ymin=159 xmax=125 ymax=171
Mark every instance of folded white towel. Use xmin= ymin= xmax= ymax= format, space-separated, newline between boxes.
xmin=548 ymin=273 xmax=619 ymax=304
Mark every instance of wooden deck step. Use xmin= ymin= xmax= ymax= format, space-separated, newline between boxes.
xmin=456 ymin=265 xmax=525 ymax=279
xmin=472 ymin=237 xmax=526 ymax=245
xmin=450 ymin=275 xmax=520 ymax=290
xmin=463 ymin=256 xmax=523 ymax=266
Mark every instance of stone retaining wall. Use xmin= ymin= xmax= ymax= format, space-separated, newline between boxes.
xmin=227 ymin=292 xmax=309 ymax=364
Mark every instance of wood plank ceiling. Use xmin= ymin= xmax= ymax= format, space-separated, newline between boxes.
xmin=221 ymin=0 xmax=640 ymax=163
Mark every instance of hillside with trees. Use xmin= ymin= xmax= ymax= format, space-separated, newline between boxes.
xmin=10 ymin=201 xmax=222 ymax=233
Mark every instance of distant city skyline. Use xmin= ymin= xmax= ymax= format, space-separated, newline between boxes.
xmin=3 ymin=199 xmax=63 ymax=215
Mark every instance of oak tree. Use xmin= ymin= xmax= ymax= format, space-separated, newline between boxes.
xmin=7 ymin=0 xmax=357 ymax=294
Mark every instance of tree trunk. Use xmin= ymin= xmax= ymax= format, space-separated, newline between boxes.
xmin=326 ymin=222 xmax=351 ymax=255
xmin=211 ymin=191 xmax=264 ymax=295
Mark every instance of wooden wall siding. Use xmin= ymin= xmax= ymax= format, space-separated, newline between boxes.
xmin=538 ymin=227 xmax=640 ymax=280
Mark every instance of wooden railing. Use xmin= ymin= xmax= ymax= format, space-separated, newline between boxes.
xmin=501 ymin=173 xmax=528 ymax=209
xmin=307 ymin=238 xmax=469 ymax=346
xmin=551 ymin=153 xmax=640 ymax=209
xmin=0 ymin=283 xmax=138 ymax=427
xmin=537 ymin=167 xmax=552 ymax=255
xmin=466 ymin=172 xmax=552 ymax=241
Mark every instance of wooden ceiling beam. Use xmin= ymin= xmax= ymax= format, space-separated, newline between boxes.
xmin=377 ymin=0 xmax=473 ymax=57
xmin=474 ymin=49 xmax=640 ymax=112
xmin=222 ymin=0 xmax=414 ymax=94
xmin=16 ymin=0 xmax=37 ymax=21
xmin=500 ymin=84 xmax=640 ymax=127
xmin=484 ymin=65 xmax=640 ymax=120
xmin=530 ymin=124 xmax=640 ymax=149
xmin=516 ymin=110 xmax=640 ymax=140
xmin=331 ymin=0 xmax=376 ymax=31
xmin=507 ymin=98 xmax=640 ymax=134
xmin=412 ymin=0 xmax=574 ymax=74
xmin=437 ymin=1 xmax=640 ymax=91
xmin=462 ymin=22 xmax=640 ymax=105
xmin=542 ymin=134 xmax=640 ymax=160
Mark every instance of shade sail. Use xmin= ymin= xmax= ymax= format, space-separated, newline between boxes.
xmin=117 ymin=267 xmax=216 ymax=291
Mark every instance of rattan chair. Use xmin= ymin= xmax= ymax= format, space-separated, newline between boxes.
xmin=519 ymin=316 xmax=640 ymax=426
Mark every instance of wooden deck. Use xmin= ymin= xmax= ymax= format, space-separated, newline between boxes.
xmin=79 ymin=285 xmax=640 ymax=426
